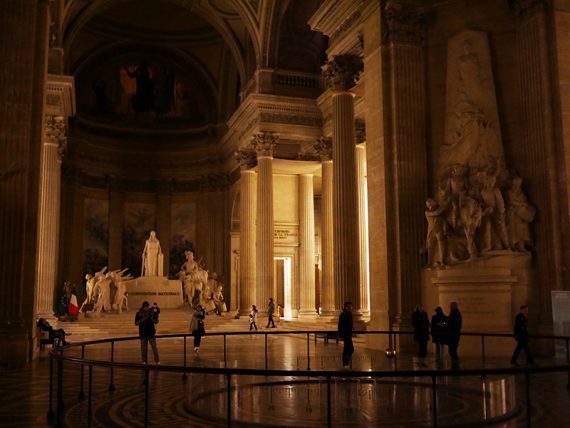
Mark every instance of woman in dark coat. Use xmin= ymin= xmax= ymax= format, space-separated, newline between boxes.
xmin=431 ymin=307 xmax=448 ymax=364
xmin=412 ymin=304 xmax=431 ymax=367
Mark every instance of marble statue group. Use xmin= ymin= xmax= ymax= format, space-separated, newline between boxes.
xmin=79 ymin=266 xmax=132 ymax=314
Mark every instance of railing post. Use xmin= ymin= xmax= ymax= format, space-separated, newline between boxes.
xmin=432 ymin=375 xmax=438 ymax=428
xmin=265 ymin=333 xmax=268 ymax=370
xmin=182 ymin=335 xmax=188 ymax=382
xmin=144 ymin=368 xmax=149 ymax=428
xmin=227 ymin=373 xmax=232 ymax=427
xmin=327 ymin=376 xmax=332 ymax=428
xmin=525 ymin=370 xmax=532 ymax=427
xmin=109 ymin=341 xmax=115 ymax=391
xmin=224 ymin=334 xmax=227 ymax=368
xmin=78 ymin=345 xmax=85 ymax=400
xmin=47 ymin=354 xmax=54 ymax=421
xmin=307 ymin=333 xmax=311 ymax=370
xmin=87 ymin=365 xmax=93 ymax=428
xmin=481 ymin=335 xmax=486 ymax=365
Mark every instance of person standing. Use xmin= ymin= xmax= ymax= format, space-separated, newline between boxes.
xmin=152 ymin=302 xmax=161 ymax=324
xmin=190 ymin=305 xmax=206 ymax=353
xmin=447 ymin=301 xmax=462 ymax=368
xmin=338 ymin=301 xmax=354 ymax=369
xmin=431 ymin=306 xmax=448 ymax=365
xmin=249 ymin=305 xmax=258 ymax=331
xmin=511 ymin=305 xmax=534 ymax=366
xmin=135 ymin=301 xmax=160 ymax=364
xmin=412 ymin=304 xmax=431 ymax=367
xmin=266 ymin=297 xmax=276 ymax=328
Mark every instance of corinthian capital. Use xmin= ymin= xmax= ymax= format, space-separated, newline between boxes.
xmin=314 ymin=137 xmax=333 ymax=161
xmin=234 ymin=147 xmax=257 ymax=170
xmin=322 ymin=54 xmax=363 ymax=92
xmin=45 ymin=115 xmax=67 ymax=160
xmin=252 ymin=132 xmax=278 ymax=157
xmin=383 ymin=1 xmax=426 ymax=45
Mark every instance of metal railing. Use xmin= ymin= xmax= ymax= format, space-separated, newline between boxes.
xmin=47 ymin=330 xmax=570 ymax=428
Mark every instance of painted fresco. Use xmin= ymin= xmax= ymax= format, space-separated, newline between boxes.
xmin=123 ymin=202 xmax=156 ymax=278
xmin=77 ymin=57 xmax=205 ymax=127
xmin=170 ymin=202 xmax=196 ymax=277
xmin=83 ymin=198 xmax=109 ymax=275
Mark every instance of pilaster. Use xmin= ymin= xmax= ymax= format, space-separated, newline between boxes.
xmin=298 ymin=174 xmax=317 ymax=317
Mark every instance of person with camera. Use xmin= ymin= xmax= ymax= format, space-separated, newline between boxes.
xmin=135 ymin=301 xmax=160 ymax=364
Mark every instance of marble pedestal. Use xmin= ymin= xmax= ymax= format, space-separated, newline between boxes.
xmin=125 ymin=276 xmax=184 ymax=309
xmin=421 ymin=251 xmax=536 ymax=357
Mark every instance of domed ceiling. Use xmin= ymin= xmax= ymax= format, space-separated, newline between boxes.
xmin=62 ymin=0 xmax=249 ymax=137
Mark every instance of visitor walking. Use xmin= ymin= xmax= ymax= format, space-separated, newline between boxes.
xmin=338 ymin=301 xmax=354 ymax=369
xmin=511 ymin=305 xmax=534 ymax=366
xmin=249 ymin=305 xmax=258 ymax=331
xmin=447 ymin=301 xmax=462 ymax=369
xmin=135 ymin=301 xmax=160 ymax=364
xmin=412 ymin=304 xmax=430 ymax=367
xmin=431 ymin=306 xmax=448 ymax=365
xmin=266 ymin=297 xmax=276 ymax=328
xmin=190 ymin=304 xmax=206 ymax=353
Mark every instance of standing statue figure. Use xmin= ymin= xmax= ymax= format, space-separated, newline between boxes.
xmin=507 ymin=176 xmax=535 ymax=252
xmin=425 ymin=198 xmax=447 ymax=268
xmin=142 ymin=231 xmax=163 ymax=276
xmin=480 ymin=173 xmax=509 ymax=251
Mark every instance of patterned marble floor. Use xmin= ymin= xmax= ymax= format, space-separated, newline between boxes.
xmin=1 ymin=312 xmax=569 ymax=427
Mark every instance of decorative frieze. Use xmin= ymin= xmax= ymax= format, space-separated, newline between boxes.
xmin=322 ymin=54 xmax=363 ymax=92
xmin=510 ymin=0 xmax=551 ymax=16
xmin=383 ymin=1 xmax=426 ymax=45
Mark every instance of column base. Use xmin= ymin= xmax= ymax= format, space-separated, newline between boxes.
xmin=298 ymin=309 xmax=319 ymax=319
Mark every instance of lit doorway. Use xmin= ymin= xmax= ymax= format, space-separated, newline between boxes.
xmin=274 ymin=256 xmax=292 ymax=319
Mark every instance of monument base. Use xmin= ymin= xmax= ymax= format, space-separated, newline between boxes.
xmin=125 ymin=276 xmax=184 ymax=309
xmin=421 ymin=251 xmax=536 ymax=357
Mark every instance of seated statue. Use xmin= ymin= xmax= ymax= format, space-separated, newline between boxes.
xmin=179 ymin=250 xmax=208 ymax=307
xmin=212 ymin=284 xmax=227 ymax=315
xmin=507 ymin=176 xmax=535 ymax=252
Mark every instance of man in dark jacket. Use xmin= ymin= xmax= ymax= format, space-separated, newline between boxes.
xmin=135 ymin=301 xmax=160 ymax=364
xmin=266 ymin=297 xmax=276 ymax=328
xmin=447 ymin=301 xmax=462 ymax=368
xmin=511 ymin=305 xmax=534 ymax=366
xmin=338 ymin=301 xmax=354 ymax=368
xmin=431 ymin=307 xmax=448 ymax=364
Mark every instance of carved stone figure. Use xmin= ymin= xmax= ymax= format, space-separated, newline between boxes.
xmin=425 ymin=198 xmax=447 ymax=268
xmin=480 ymin=173 xmax=510 ymax=251
xmin=213 ymin=284 xmax=226 ymax=315
xmin=178 ymin=250 xmax=208 ymax=305
xmin=142 ymin=231 xmax=163 ymax=276
xmin=507 ymin=176 xmax=536 ymax=252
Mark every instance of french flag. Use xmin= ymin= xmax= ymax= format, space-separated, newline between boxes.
xmin=68 ymin=294 xmax=79 ymax=316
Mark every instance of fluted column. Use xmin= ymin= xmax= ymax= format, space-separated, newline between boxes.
xmin=356 ymin=138 xmax=370 ymax=317
xmin=34 ymin=116 xmax=66 ymax=319
xmin=235 ymin=148 xmax=257 ymax=315
xmin=253 ymin=132 xmax=277 ymax=313
xmin=0 ymin=0 xmax=50 ymax=366
xmin=323 ymin=55 xmax=364 ymax=317
xmin=315 ymin=137 xmax=335 ymax=316
xmin=298 ymin=174 xmax=316 ymax=317
xmin=513 ymin=0 xmax=563 ymax=329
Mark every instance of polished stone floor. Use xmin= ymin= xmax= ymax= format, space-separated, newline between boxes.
xmin=1 ymin=311 xmax=569 ymax=427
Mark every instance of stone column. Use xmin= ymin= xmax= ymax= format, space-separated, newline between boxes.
xmin=0 ymin=0 xmax=50 ymax=366
xmin=356 ymin=126 xmax=370 ymax=317
xmin=314 ymin=137 xmax=335 ymax=316
xmin=235 ymin=148 xmax=257 ymax=315
xmin=298 ymin=174 xmax=316 ymax=317
xmin=253 ymin=132 xmax=278 ymax=313
xmin=382 ymin=3 xmax=427 ymax=331
xmin=34 ymin=116 xmax=66 ymax=319
xmin=323 ymin=55 xmax=363 ymax=317
xmin=513 ymin=0 xmax=563 ymax=330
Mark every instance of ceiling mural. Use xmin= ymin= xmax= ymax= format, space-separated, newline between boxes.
xmin=77 ymin=56 xmax=206 ymax=128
